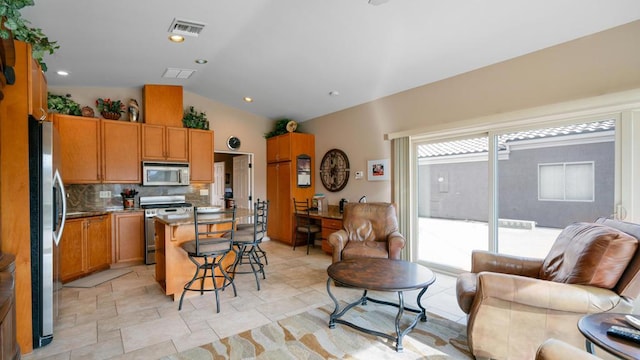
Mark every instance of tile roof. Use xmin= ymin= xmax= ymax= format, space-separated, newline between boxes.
xmin=417 ymin=119 xmax=615 ymax=158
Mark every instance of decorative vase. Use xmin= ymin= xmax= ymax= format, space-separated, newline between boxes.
xmin=128 ymin=99 xmax=140 ymax=122
xmin=101 ymin=111 xmax=121 ymax=120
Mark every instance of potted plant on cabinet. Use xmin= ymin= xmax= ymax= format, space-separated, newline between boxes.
xmin=0 ymin=0 xmax=59 ymax=71
xmin=183 ymin=106 xmax=209 ymax=129
xmin=96 ymin=98 xmax=125 ymax=120
xmin=47 ymin=93 xmax=82 ymax=116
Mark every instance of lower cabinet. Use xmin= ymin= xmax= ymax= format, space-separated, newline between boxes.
xmin=321 ymin=218 xmax=343 ymax=255
xmin=112 ymin=211 xmax=145 ymax=265
xmin=60 ymin=215 xmax=111 ymax=283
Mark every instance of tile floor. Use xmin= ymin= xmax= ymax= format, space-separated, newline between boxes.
xmin=23 ymin=240 xmax=467 ymax=360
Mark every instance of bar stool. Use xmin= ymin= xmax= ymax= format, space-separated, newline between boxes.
xmin=232 ymin=199 xmax=269 ymax=290
xmin=293 ymin=198 xmax=321 ymax=254
xmin=178 ymin=206 xmax=237 ymax=313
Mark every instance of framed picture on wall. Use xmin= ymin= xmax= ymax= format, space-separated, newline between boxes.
xmin=367 ymin=159 xmax=390 ymax=181
xmin=297 ymin=155 xmax=311 ymax=187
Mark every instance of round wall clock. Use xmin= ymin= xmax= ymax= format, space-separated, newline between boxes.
xmin=320 ymin=149 xmax=350 ymax=192
xmin=227 ymin=136 xmax=241 ymax=150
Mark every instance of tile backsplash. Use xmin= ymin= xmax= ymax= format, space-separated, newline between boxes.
xmin=66 ymin=183 xmax=211 ymax=212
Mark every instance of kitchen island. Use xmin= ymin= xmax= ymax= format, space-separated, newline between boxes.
xmin=154 ymin=208 xmax=252 ymax=300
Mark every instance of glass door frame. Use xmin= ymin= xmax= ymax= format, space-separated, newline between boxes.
xmin=409 ymin=110 xmax=636 ymax=273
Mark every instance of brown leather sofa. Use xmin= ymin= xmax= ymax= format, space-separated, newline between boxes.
xmin=456 ymin=217 xmax=640 ymax=360
xmin=327 ymin=202 xmax=405 ymax=263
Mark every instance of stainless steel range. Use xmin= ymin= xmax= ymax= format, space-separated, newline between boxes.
xmin=140 ymin=195 xmax=193 ymax=265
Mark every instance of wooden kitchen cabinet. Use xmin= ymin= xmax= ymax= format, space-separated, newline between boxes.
xmin=54 ymin=115 xmax=141 ymax=184
xmin=54 ymin=114 xmax=102 ymax=183
xmin=141 ymin=124 xmax=188 ymax=161
xmin=267 ymin=162 xmax=292 ymax=243
xmin=143 ymin=84 xmax=183 ymax=127
xmin=112 ymin=211 xmax=144 ymax=265
xmin=189 ymin=128 xmax=214 ymax=183
xmin=28 ymin=57 xmax=48 ymax=120
xmin=266 ymin=133 xmax=315 ymax=245
xmin=101 ymin=119 xmax=141 ymax=183
xmin=59 ymin=215 xmax=111 ymax=283
xmin=267 ymin=134 xmax=292 ymax=163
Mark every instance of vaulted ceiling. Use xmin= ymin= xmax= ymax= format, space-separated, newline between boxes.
xmin=21 ymin=0 xmax=640 ymax=121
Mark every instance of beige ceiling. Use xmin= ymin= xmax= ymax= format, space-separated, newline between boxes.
xmin=21 ymin=0 xmax=640 ymax=121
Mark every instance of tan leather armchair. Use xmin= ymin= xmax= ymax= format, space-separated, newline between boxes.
xmin=535 ymin=339 xmax=602 ymax=360
xmin=328 ymin=202 xmax=405 ymax=263
xmin=456 ymin=218 xmax=640 ymax=360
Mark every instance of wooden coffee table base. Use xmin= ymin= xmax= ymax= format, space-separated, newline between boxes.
xmin=326 ymin=279 xmax=429 ymax=352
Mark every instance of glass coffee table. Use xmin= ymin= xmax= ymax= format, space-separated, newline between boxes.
xmin=326 ymin=257 xmax=436 ymax=352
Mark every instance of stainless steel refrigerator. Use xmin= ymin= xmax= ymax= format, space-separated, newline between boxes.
xmin=29 ymin=116 xmax=67 ymax=348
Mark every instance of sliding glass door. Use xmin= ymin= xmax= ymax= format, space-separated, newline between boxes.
xmin=414 ymin=119 xmax=616 ymax=272
xmin=495 ymin=120 xmax=615 ymax=258
xmin=415 ymin=135 xmax=489 ymax=272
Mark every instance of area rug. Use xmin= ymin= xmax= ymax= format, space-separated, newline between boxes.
xmin=163 ymin=303 xmax=472 ymax=359
xmin=63 ymin=268 xmax=132 ymax=288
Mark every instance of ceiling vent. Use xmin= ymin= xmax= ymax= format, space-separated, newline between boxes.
xmin=162 ymin=68 xmax=196 ymax=79
xmin=168 ymin=18 xmax=206 ymax=37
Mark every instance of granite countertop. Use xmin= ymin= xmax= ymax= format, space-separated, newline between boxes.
xmin=154 ymin=207 xmax=253 ymax=227
xmin=65 ymin=208 xmax=144 ymax=220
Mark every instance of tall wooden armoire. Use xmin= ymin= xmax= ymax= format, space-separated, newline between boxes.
xmin=266 ymin=132 xmax=315 ymax=245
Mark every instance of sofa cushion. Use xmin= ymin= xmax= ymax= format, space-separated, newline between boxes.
xmin=539 ymin=222 xmax=638 ymax=289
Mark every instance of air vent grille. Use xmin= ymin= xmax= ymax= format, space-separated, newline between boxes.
xmin=162 ymin=68 xmax=196 ymax=79
xmin=168 ymin=18 xmax=206 ymax=37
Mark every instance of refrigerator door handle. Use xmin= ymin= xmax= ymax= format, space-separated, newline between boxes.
xmin=52 ymin=170 xmax=66 ymax=246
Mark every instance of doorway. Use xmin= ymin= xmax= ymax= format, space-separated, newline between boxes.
xmin=212 ymin=151 xmax=254 ymax=210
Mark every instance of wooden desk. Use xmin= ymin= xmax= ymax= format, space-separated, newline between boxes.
xmin=306 ymin=207 xmax=343 ymax=254
xmin=578 ymin=313 xmax=640 ymax=360
xmin=153 ymin=208 xmax=252 ymax=300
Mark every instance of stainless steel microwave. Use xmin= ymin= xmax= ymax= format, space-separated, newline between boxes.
xmin=142 ymin=162 xmax=190 ymax=186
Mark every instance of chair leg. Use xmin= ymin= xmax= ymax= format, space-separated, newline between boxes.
xmin=178 ymin=255 xmax=202 ymax=311
xmin=256 ymin=243 xmax=268 ymax=265
xmin=179 ymin=254 xmax=237 ymax=313
xmin=306 ymin=232 xmax=315 ymax=255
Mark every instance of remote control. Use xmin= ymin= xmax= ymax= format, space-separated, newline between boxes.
xmin=625 ymin=314 xmax=640 ymax=330
xmin=607 ymin=325 xmax=640 ymax=344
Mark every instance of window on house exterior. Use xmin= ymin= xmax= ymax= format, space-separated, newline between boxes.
xmin=539 ymin=162 xmax=594 ymax=202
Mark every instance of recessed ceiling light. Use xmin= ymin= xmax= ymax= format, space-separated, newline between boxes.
xmin=243 ymin=97 xmax=253 ymax=103
xmin=169 ymin=35 xmax=185 ymax=43
xmin=56 ymin=70 xmax=69 ymax=76
xmin=194 ymin=59 xmax=208 ymax=64
xmin=329 ymin=91 xmax=340 ymax=96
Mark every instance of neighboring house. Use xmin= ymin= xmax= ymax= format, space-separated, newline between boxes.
xmin=417 ymin=120 xmax=615 ymax=228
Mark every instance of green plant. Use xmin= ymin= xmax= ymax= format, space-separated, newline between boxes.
xmin=47 ymin=93 xmax=81 ymax=116
xmin=264 ymin=119 xmax=292 ymax=138
xmin=183 ymin=106 xmax=209 ymax=129
xmin=0 ymin=0 xmax=59 ymax=71
xmin=96 ymin=98 xmax=125 ymax=114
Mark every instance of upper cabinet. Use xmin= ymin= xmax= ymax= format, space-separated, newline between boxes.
xmin=267 ymin=133 xmax=314 ymax=163
xmin=101 ymin=119 xmax=141 ymax=183
xmin=189 ymin=129 xmax=214 ymax=183
xmin=28 ymin=58 xmax=47 ymax=120
xmin=54 ymin=115 xmax=101 ymax=183
xmin=54 ymin=114 xmax=141 ymax=184
xmin=143 ymin=85 xmax=183 ymax=127
xmin=141 ymin=124 xmax=188 ymax=162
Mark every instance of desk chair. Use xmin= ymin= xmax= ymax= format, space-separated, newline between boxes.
xmin=293 ymin=198 xmax=321 ymax=254
xmin=178 ymin=206 xmax=237 ymax=313
xmin=232 ymin=199 xmax=269 ymax=290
